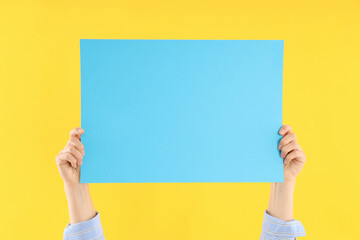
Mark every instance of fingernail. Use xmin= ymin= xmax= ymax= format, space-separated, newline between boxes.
xmin=279 ymin=129 xmax=284 ymax=135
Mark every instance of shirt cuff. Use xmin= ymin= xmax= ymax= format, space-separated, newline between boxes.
xmin=63 ymin=212 xmax=104 ymax=240
xmin=261 ymin=210 xmax=306 ymax=239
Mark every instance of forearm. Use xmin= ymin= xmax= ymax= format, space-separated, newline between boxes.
xmin=64 ymin=183 xmax=96 ymax=224
xmin=261 ymin=179 xmax=306 ymax=239
xmin=267 ymin=179 xmax=295 ymax=222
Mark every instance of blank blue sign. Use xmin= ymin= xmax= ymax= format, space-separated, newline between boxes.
xmin=80 ymin=40 xmax=284 ymax=183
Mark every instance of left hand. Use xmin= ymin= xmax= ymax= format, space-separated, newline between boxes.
xmin=278 ymin=125 xmax=306 ymax=182
xmin=56 ymin=127 xmax=85 ymax=187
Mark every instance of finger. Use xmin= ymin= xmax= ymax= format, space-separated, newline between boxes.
xmin=64 ymin=145 xmax=83 ymax=163
xmin=278 ymin=132 xmax=296 ymax=150
xmin=284 ymin=149 xmax=303 ymax=165
xmin=68 ymin=137 xmax=85 ymax=154
xmin=55 ymin=152 xmax=67 ymax=165
xmin=69 ymin=127 xmax=85 ymax=140
xmin=56 ymin=152 xmax=77 ymax=168
xmin=66 ymin=152 xmax=77 ymax=168
xmin=279 ymin=125 xmax=292 ymax=136
xmin=280 ymin=141 xmax=299 ymax=158
xmin=78 ymin=157 xmax=83 ymax=166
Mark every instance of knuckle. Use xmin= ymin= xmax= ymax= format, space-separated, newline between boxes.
xmin=69 ymin=140 xmax=76 ymax=147
xmin=70 ymin=137 xmax=78 ymax=144
xmin=294 ymin=150 xmax=301 ymax=156
xmin=282 ymin=151 xmax=287 ymax=158
xmin=289 ymin=142 xmax=297 ymax=149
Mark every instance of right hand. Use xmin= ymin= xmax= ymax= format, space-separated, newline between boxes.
xmin=56 ymin=127 xmax=85 ymax=186
xmin=278 ymin=125 xmax=306 ymax=182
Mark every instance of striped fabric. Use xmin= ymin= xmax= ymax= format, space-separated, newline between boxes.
xmin=63 ymin=212 xmax=105 ymax=240
xmin=63 ymin=210 xmax=305 ymax=240
xmin=260 ymin=211 xmax=306 ymax=240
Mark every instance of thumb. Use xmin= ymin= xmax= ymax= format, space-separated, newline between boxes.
xmin=69 ymin=127 xmax=85 ymax=141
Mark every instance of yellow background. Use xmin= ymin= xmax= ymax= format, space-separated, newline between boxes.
xmin=1 ymin=0 xmax=359 ymax=239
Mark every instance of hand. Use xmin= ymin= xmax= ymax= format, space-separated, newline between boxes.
xmin=278 ymin=125 xmax=306 ymax=182
xmin=56 ymin=128 xmax=96 ymax=224
xmin=56 ymin=127 xmax=85 ymax=187
xmin=267 ymin=125 xmax=306 ymax=222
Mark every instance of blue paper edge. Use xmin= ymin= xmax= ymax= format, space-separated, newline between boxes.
xmin=79 ymin=39 xmax=284 ymax=183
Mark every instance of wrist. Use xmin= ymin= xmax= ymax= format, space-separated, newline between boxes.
xmin=268 ymin=179 xmax=295 ymax=221
xmin=284 ymin=174 xmax=297 ymax=184
xmin=279 ymin=177 xmax=296 ymax=186
xmin=64 ymin=183 xmax=89 ymax=198
xmin=271 ymin=179 xmax=296 ymax=192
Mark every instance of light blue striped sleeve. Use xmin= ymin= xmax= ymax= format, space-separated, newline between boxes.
xmin=63 ymin=212 xmax=105 ymax=240
xmin=260 ymin=210 xmax=306 ymax=240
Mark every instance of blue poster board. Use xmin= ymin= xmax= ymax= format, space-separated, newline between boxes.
xmin=80 ymin=40 xmax=283 ymax=183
